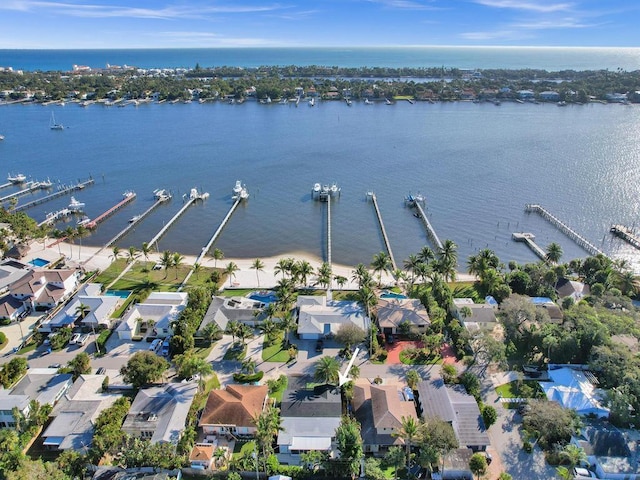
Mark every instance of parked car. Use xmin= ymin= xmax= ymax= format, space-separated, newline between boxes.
xmin=573 ymin=467 xmax=596 ymax=478
xmin=149 ymin=338 xmax=163 ymax=353
xmin=70 ymin=333 xmax=81 ymax=345
xmin=315 ymin=339 xmax=324 ymax=352
xmin=48 ymin=363 xmax=61 ymax=369
xmin=77 ymin=333 xmax=89 ymax=346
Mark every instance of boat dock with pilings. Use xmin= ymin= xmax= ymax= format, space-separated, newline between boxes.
xmin=525 ymin=204 xmax=605 ymax=257
xmin=12 ymin=177 xmax=95 ymax=211
xmin=180 ymin=183 xmax=249 ymax=290
xmin=104 ymin=189 xmax=172 ymax=248
xmin=610 ymin=224 xmax=640 ymax=251
xmin=148 ymin=188 xmax=209 ymax=250
xmin=85 ymin=191 xmax=137 ymax=229
xmin=367 ymin=192 xmax=397 ymax=271
xmin=312 ymin=182 xmax=341 ymax=202
xmin=406 ymin=193 xmax=443 ymax=250
xmin=512 ymin=232 xmax=548 ymax=261
xmin=38 ymin=208 xmax=72 ymax=227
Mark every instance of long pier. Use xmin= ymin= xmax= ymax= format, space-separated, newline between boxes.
xmin=0 ymin=181 xmax=16 ymax=191
xmin=368 ymin=193 xmax=397 ymax=270
xmin=0 ymin=182 xmax=39 ymax=204
xmin=13 ymin=177 xmax=95 ymax=211
xmin=148 ymin=189 xmax=208 ymax=250
xmin=610 ymin=225 xmax=640 ymax=251
xmin=512 ymin=232 xmax=548 ymax=261
xmin=525 ymin=204 xmax=605 ymax=257
xmin=412 ymin=201 xmax=443 ymax=250
xmin=86 ymin=191 xmax=136 ymax=229
xmin=104 ymin=194 xmax=170 ymax=248
xmin=327 ymin=194 xmax=332 ymax=265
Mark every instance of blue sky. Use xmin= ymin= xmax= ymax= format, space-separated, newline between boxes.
xmin=0 ymin=0 xmax=637 ymax=49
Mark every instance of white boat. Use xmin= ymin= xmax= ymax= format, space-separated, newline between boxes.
xmin=309 ymin=97 xmax=315 ymax=107
xmin=385 ymin=98 xmax=392 ymax=105
xmin=0 ymin=134 xmax=4 ymax=141
xmin=364 ymin=98 xmax=372 ymax=105
xmin=313 ymin=183 xmax=321 ymax=193
xmin=233 ymin=180 xmax=243 ymax=196
xmin=39 ymin=178 xmax=53 ymax=188
xmin=7 ymin=173 xmax=26 ymax=184
xmin=129 ymin=215 xmax=141 ymax=223
xmin=68 ymin=196 xmax=85 ymax=211
xmin=77 ymin=216 xmax=91 ymax=226
xmin=346 ymin=99 xmax=352 ymax=106
xmin=50 ymin=112 xmax=64 ymax=130
xmin=239 ymin=188 xmax=249 ymax=200
xmin=330 ymin=183 xmax=339 ymax=194
xmin=154 ymin=188 xmax=172 ymax=201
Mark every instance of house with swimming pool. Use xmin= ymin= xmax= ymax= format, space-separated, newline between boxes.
xmin=116 ymin=292 xmax=188 ymax=340
xmin=296 ymin=295 xmax=369 ymax=340
xmin=6 ymin=268 xmax=79 ymax=312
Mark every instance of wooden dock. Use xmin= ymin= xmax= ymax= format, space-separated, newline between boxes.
xmin=610 ymin=224 xmax=640 ymax=251
xmin=327 ymin=194 xmax=332 ymax=265
xmin=37 ymin=208 xmax=72 ymax=227
xmin=104 ymin=194 xmax=170 ymax=248
xmin=0 ymin=182 xmax=39 ymax=204
xmin=13 ymin=177 xmax=95 ymax=211
xmin=525 ymin=204 xmax=605 ymax=257
xmin=0 ymin=181 xmax=16 ymax=191
xmin=85 ymin=191 xmax=136 ymax=229
xmin=413 ymin=201 xmax=443 ymax=250
xmin=148 ymin=188 xmax=208 ymax=250
xmin=368 ymin=193 xmax=397 ymax=270
xmin=512 ymin=232 xmax=548 ymax=261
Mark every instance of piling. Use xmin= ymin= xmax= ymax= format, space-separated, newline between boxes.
xmin=525 ymin=204 xmax=605 ymax=257
xmin=368 ymin=193 xmax=397 ymax=270
xmin=104 ymin=195 xmax=170 ymax=248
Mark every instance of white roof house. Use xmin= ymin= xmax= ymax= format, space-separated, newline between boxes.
xmin=296 ymin=295 xmax=369 ymax=340
xmin=541 ymin=367 xmax=609 ymax=418
xmin=116 ymin=292 xmax=188 ymax=340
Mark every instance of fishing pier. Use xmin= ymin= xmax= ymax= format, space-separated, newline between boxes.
xmin=525 ymin=204 xmax=605 ymax=257
xmin=148 ymin=188 xmax=208 ymax=250
xmin=407 ymin=194 xmax=443 ymax=250
xmin=13 ymin=177 xmax=95 ymax=211
xmin=104 ymin=190 xmax=172 ymax=248
xmin=85 ymin=191 xmax=136 ymax=229
xmin=367 ymin=192 xmax=397 ymax=270
xmin=512 ymin=232 xmax=548 ymax=261
xmin=610 ymin=225 xmax=640 ymax=251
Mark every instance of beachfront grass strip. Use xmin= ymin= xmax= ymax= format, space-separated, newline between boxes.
xmin=93 ymin=259 xmax=128 ymax=286
xmin=262 ymin=333 xmax=290 ymax=362
xmin=495 ymin=380 xmax=544 ymax=399
xmin=105 ymin=261 xmax=216 ymax=292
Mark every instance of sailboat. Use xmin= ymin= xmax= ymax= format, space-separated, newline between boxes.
xmin=50 ymin=112 xmax=64 ymax=130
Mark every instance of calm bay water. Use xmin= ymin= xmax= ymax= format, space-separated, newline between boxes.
xmin=1 ymin=47 xmax=640 ymax=72
xmin=2 ymin=99 xmax=640 ymax=272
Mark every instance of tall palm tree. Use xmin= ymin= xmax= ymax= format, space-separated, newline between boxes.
xmin=172 ymin=252 xmax=185 ymax=279
xmin=279 ymin=312 xmax=296 ymax=346
xmin=393 ymin=416 xmax=421 ymax=468
xmin=546 ymin=242 xmax=563 ymax=264
xmin=258 ymin=318 xmax=279 ymax=344
xmin=334 ymin=275 xmax=347 ymax=289
xmin=253 ymin=405 xmax=283 ymax=472
xmin=160 ymin=250 xmax=173 ymax=279
xmin=371 ymin=251 xmax=392 ymax=286
xmin=75 ymin=302 xmax=90 ymax=322
xmin=275 ymin=257 xmax=295 ymax=279
xmin=251 ymin=258 xmax=265 ymax=287
xmin=224 ymin=261 xmax=239 ymax=287
xmin=140 ymin=242 xmax=152 ymax=268
xmin=127 ymin=246 xmax=138 ymax=264
xmin=351 ymin=263 xmax=370 ymax=289
xmin=404 ymin=254 xmax=421 ymax=285
xmin=212 ymin=248 xmax=224 ymax=268
xmin=75 ymin=225 xmax=89 ymax=260
xmin=64 ymin=226 xmax=76 ymax=258
xmin=314 ymin=356 xmax=340 ymax=385
xmin=560 ymin=444 xmax=587 ymax=470
xmin=110 ymin=245 xmax=121 ymax=262
xmin=436 ymin=239 xmax=458 ymax=282
xmin=317 ymin=262 xmax=333 ymax=289
xmin=418 ymin=245 xmax=435 ymax=264
xmin=296 ymin=260 xmax=314 ymax=287
xmin=193 ymin=262 xmax=202 ymax=280
xmin=225 ymin=320 xmax=242 ymax=344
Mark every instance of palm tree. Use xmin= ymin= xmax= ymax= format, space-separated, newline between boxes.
xmin=201 ymin=322 xmax=221 ymax=343
xmin=236 ymin=323 xmax=254 ymax=345
xmin=436 ymin=239 xmax=458 ymax=282
xmin=224 ymin=261 xmax=239 ymax=287
xmin=258 ymin=318 xmax=279 ymax=345
xmin=351 ymin=263 xmax=370 ymax=289
xmin=127 ymin=246 xmax=138 ymax=264
xmin=211 ymin=248 xmax=224 ymax=268
xmin=314 ymin=356 xmax=340 ymax=385
xmin=546 ymin=242 xmax=563 ymax=264
xmin=172 ymin=252 xmax=185 ymax=279
xmin=75 ymin=302 xmax=90 ymax=322
xmin=64 ymin=226 xmax=76 ymax=258
xmin=317 ymin=262 xmax=333 ymax=289
xmin=274 ymin=257 xmax=294 ymax=279
xmin=560 ymin=444 xmax=587 ymax=470
xmin=192 ymin=262 xmax=202 ymax=280
xmin=110 ymin=245 xmax=121 ymax=262
xmin=393 ymin=416 xmax=421 ymax=467
xmin=225 ymin=320 xmax=242 ymax=344
xmin=241 ymin=358 xmax=257 ymax=374
xmin=253 ymin=405 xmax=283 ymax=472
xmin=404 ymin=254 xmax=421 ymax=285
xmin=371 ymin=251 xmax=392 ymax=286
xmin=75 ymin=225 xmax=89 ymax=260
xmin=160 ymin=250 xmax=173 ymax=279
xmin=555 ymin=466 xmax=574 ymax=480
xmin=279 ymin=312 xmax=296 ymax=346
xmin=251 ymin=258 xmax=265 ymax=287
xmin=418 ymin=245 xmax=435 ymax=264
xmin=295 ymin=260 xmax=314 ymax=287
xmin=406 ymin=369 xmax=420 ymax=390
xmin=140 ymin=242 xmax=152 ymax=267
xmin=334 ymin=275 xmax=347 ymax=289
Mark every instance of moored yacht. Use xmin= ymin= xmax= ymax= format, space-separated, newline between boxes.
xmin=7 ymin=173 xmax=26 ymax=184
xmin=68 ymin=196 xmax=85 ymax=212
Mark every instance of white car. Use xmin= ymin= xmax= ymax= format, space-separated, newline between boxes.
xmin=77 ymin=333 xmax=90 ymax=346
xmin=70 ymin=333 xmax=81 ymax=344
xmin=573 ymin=467 xmax=596 ymax=478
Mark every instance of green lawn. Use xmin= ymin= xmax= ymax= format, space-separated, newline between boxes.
xmin=268 ymin=375 xmax=288 ymax=403
xmin=399 ymin=348 xmax=442 ymax=365
xmin=261 ymin=333 xmax=291 ymax=362
xmin=495 ymin=380 xmax=544 ymax=398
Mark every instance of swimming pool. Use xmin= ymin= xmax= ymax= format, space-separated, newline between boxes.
xmin=380 ymin=291 xmax=408 ymax=299
xmin=29 ymin=257 xmax=50 ymax=267
xmin=248 ymin=291 xmax=278 ymax=303
xmin=105 ymin=290 xmax=132 ymax=299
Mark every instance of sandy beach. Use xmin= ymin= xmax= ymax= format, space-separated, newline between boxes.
xmin=24 ymin=237 xmax=476 ymax=290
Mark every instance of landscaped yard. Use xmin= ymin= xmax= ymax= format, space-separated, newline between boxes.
xmin=496 ymin=380 xmax=545 ymax=399
xmin=261 ymin=332 xmax=291 ymax=362
xmin=223 ymin=343 xmax=246 ymax=361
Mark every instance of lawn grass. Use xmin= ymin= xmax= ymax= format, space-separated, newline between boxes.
xmin=399 ymin=348 xmax=442 ymax=365
xmin=331 ymin=290 xmax=360 ymax=301
xmin=261 ymin=333 xmax=291 ymax=362
xmin=223 ymin=343 xmax=246 ymax=361
xmin=193 ymin=344 xmax=214 ymax=359
xmin=495 ymin=380 xmax=544 ymax=398
xmin=220 ymin=288 xmax=253 ymax=297
xmin=268 ymin=375 xmax=288 ymax=403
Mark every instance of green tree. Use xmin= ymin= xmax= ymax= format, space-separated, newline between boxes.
xmin=335 ymin=416 xmax=364 ymax=479
xmin=251 ymin=258 xmax=265 ymax=287
xmin=522 ymin=400 xmax=581 ymax=450
xmin=212 ymin=248 xmax=224 ymax=268
xmin=119 ymin=350 xmax=169 ymax=389
xmin=172 ymin=251 xmax=184 ymax=279
xmin=127 ymin=246 xmax=138 ymax=264
xmin=160 ymin=250 xmax=173 ymax=278
xmin=224 ymin=261 xmax=239 ymax=287
xmin=546 ymin=242 xmax=563 ymax=264
xmin=140 ymin=241 xmax=152 ymax=267
xmin=481 ymin=404 xmax=498 ymax=428
xmin=406 ymin=369 xmax=420 ymax=390
xmin=334 ymin=323 xmax=366 ymax=352
xmin=560 ymin=444 xmax=587 ymax=469
xmin=173 ymin=349 xmax=213 ymax=380
xmin=393 ymin=415 xmax=421 ymax=467
xmin=371 ymin=251 xmax=392 ymax=286
xmin=384 ymin=445 xmax=406 ymax=480
xmin=469 ymin=452 xmax=488 ymax=479
xmin=67 ymin=352 xmax=91 ymax=380
xmin=314 ymin=356 xmax=340 ymax=385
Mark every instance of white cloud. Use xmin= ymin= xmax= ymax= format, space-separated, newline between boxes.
xmin=365 ymin=0 xmax=444 ymax=10
xmin=474 ymin=0 xmax=573 ymax=13
xmin=153 ymin=31 xmax=289 ymax=47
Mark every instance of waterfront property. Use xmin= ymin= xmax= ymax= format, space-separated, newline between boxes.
xmin=7 ymin=268 xmax=79 ymax=311
xmin=116 ymin=292 xmax=188 ymax=340
xmin=199 ymin=295 xmax=267 ymax=331
xmin=452 ymin=298 xmax=498 ymax=334
xmin=541 ymin=366 xmax=609 ymax=418
xmin=375 ymin=297 xmax=430 ymax=336
xmin=296 ymin=295 xmax=369 ymax=340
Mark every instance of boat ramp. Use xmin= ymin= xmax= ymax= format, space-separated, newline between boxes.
xmin=406 ymin=194 xmax=443 ymax=250
xmin=610 ymin=225 xmax=640 ymax=251
xmin=367 ymin=192 xmax=397 ymax=271
xmin=525 ymin=204 xmax=605 ymax=257
xmin=512 ymin=232 xmax=548 ymax=261
xmin=12 ymin=177 xmax=95 ymax=211
xmin=85 ymin=191 xmax=137 ymax=229
xmin=104 ymin=189 xmax=172 ymax=248
xmin=148 ymin=188 xmax=209 ymax=250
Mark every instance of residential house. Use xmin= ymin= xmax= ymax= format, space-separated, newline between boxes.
xmin=296 ymin=295 xmax=369 ymax=340
xmin=277 ymin=375 xmax=342 ymax=461
xmin=518 ymin=90 xmax=535 ymax=100
xmin=541 ymin=366 xmax=609 ymax=418
xmin=116 ymin=292 xmax=188 ymax=340
xmin=0 ymin=368 xmax=73 ymax=427
xmin=352 ymin=381 xmax=419 ymax=454
xmin=0 ymin=259 xmax=31 ymax=295
xmin=90 ymin=467 xmax=182 ymax=480
xmin=189 ymin=443 xmax=215 ymax=470
xmin=121 ymin=382 xmax=198 ymax=444
xmin=376 ymin=297 xmax=430 ymax=335
xmin=200 ymin=295 xmax=266 ymax=331
xmin=41 ymin=374 xmax=122 ymax=451
xmin=556 ymin=278 xmax=590 ymax=302
xmin=39 ymin=283 xmax=119 ymax=333
xmin=539 ymin=91 xmax=561 ymax=102
xmin=575 ymin=422 xmax=640 ymax=479
xmin=198 ymin=384 xmax=268 ymax=436
xmin=416 ymin=379 xmax=490 ymax=452
xmin=529 ymin=297 xmax=564 ymax=323
xmin=452 ymin=298 xmax=498 ymax=334
xmin=9 ymin=268 xmax=79 ymax=311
